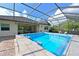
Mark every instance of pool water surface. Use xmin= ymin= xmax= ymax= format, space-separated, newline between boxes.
xmin=21 ymin=32 xmax=72 ymax=56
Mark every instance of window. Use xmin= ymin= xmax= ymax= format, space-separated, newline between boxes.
xmin=1 ymin=24 xmax=10 ymax=31
xmin=44 ymin=26 xmax=48 ymax=30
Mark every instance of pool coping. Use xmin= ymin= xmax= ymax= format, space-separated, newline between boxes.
xmin=66 ymin=35 xmax=79 ymax=56
xmin=15 ymin=35 xmax=55 ymax=56
xmin=15 ymin=33 xmax=79 ymax=56
xmin=19 ymin=32 xmax=73 ymax=56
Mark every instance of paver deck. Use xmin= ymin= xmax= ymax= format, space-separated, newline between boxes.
xmin=0 ymin=34 xmax=79 ymax=56
xmin=66 ymin=35 xmax=79 ymax=56
xmin=0 ymin=36 xmax=15 ymax=56
xmin=15 ymin=35 xmax=55 ymax=56
xmin=15 ymin=35 xmax=79 ymax=56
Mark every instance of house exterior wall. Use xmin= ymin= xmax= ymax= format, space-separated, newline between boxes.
xmin=0 ymin=19 xmax=50 ymax=36
xmin=36 ymin=24 xmax=50 ymax=32
xmin=0 ymin=20 xmax=18 ymax=36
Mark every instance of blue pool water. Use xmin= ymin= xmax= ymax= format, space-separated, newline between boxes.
xmin=21 ymin=32 xmax=72 ymax=56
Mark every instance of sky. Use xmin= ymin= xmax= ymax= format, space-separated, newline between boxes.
xmin=63 ymin=3 xmax=79 ymax=13
xmin=0 ymin=3 xmax=79 ymax=25
xmin=0 ymin=3 xmax=72 ymax=19
xmin=48 ymin=3 xmax=79 ymax=25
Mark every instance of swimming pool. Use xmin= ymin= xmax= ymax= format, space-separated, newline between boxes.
xmin=21 ymin=32 xmax=72 ymax=56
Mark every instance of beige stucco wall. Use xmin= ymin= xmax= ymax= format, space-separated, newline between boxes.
xmin=0 ymin=20 xmax=18 ymax=36
xmin=0 ymin=19 xmax=50 ymax=36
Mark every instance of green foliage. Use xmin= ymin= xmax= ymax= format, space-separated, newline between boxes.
xmin=59 ymin=20 xmax=79 ymax=31
xmin=49 ymin=26 xmax=59 ymax=33
xmin=50 ymin=20 xmax=79 ymax=33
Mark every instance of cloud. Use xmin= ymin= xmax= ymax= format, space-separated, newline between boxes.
xmin=48 ymin=9 xmax=67 ymax=26
xmin=71 ymin=3 xmax=79 ymax=6
xmin=15 ymin=12 xmax=21 ymax=16
xmin=49 ymin=3 xmax=79 ymax=25
xmin=54 ymin=9 xmax=65 ymax=18
xmin=0 ymin=8 xmax=12 ymax=16
xmin=22 ymin=10 xmax=28 ymax=17
xmin=48 ymin=3 xmax=79 ymax=25
xmin=63 ymin=3 xmax=79 ymax=13
xmin=0 ymin=7 xmax=28 ymax=17
xmin=0 ymin=7 xmax=22 ymax=16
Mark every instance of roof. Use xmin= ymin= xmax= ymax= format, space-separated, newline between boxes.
xmin=0 ymin=15 xmax=49 ymax=25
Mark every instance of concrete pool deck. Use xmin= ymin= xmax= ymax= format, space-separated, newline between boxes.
xmin=15 ymin=35 xmax=55 ymax=56
xmin=15 ymin=35 xmax=79 ymax=56
xmin=66 ymin=35 xmax=79 ymax=56
xmin=0 ymin=34 xmax=79 ymax=56
xmin=0 ymin=36 xmax=15 ymax=56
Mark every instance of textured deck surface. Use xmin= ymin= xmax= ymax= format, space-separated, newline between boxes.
xmin=66 ymin=35 xmax=79 ymax=56
xmin=0 ymin=36 xmax=15 ymax=56
xmin=15 ymin=35 xmax=55 ymax=56
xmin=0 ymin=35 xmax=79 ymax=56
xmin=15 ymin=35 xmax=79 ymax=56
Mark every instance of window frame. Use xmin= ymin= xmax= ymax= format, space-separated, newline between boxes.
xmin=1 ymin=23 xmax=10 ymax=31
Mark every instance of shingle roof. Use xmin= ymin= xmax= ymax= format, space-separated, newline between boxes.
xmin=0 ymin=15 xmax=48 ymax=25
